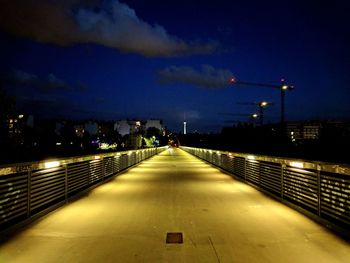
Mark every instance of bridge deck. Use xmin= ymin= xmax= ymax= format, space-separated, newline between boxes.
xmin=0 ymin=148 xmax=349 ymax=262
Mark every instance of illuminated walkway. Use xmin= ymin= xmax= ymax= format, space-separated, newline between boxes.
xmin=0 ymin=148 xmax=349 ymax=262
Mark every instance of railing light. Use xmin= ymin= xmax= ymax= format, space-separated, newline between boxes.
xmin=290 ymin=162 xmax=304 ymax=168
xmin=247 ymin=155 xmax=255 ymax=160
xmin=44 ymin=161 xmax=60 ymax=169
xmin=94 ymin=155 xmax=101 ymax=160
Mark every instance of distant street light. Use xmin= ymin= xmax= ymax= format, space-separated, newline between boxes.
xmin=236 ymin=101 xmax=273 ymax=126
xmin=258 ymin=101 xmax=270 ymax=126
xmin=280 ymin=79 xmax=294 ymax=124
xmin=259 ymin=101 xmax=268 ymax=107
xmin=219 ymin=112 xmax=260 ymax=126
xmin=229 ymin=78 xmax=294 ymax=125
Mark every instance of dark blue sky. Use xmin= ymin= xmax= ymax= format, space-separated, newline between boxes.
xmin=1 ymin=0 xmax=349 ymax=132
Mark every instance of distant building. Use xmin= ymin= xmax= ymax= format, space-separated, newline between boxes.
xmin=286 ymin=122 xmax=302 ymax=142
xmin=324 ymin=121 xmax=350 ymax=131
xmin=7 ymin=114 xmax=34 ymax=138
xmin=145 ymin=119 xmax=163 ymax=131
xmin=303 ymin=124 xmax=321 ymax=140
xmin=286 ymin=121 xmax=322 ymax=143
xmin=114 ymin=120 xmax=141 ymax=136
xmin=74 ymin=124 xmax=85 ymax=138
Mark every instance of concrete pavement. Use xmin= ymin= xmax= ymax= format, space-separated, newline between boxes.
xmin=0 ymin=147 xmax=349 ymax=262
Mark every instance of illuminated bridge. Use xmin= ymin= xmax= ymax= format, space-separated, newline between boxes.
xmin=0 ymin=147 xmax=349 ymax=262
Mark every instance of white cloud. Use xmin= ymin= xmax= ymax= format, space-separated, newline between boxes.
xmin=0 ymin=0 xmax=217 ymax=57
xmin=158 ymin=65 xmax=234 ymax=89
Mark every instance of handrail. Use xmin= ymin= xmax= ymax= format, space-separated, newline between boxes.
xmin=0 ymin=146 xmax=167 ymax=232
xmin=0 ymin=147 xmax=165 ymax=176
xmin=180 ymin=146 xmax=350 ymax=176
xmin=181 ymin=146 xmax=350 ymax=237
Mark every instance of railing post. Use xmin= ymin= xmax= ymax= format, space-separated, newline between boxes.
xmin=64 ymin=164 xmax=68 ymax=203
xmin=258 ymin=160 xmax=261 ymax=187
xmin=244 ymin=158 xmax=247 ymax=181
xmin=102 ymin=157 xmax=105 ymax=181
xmin=281 ymin=164 xmax=285 ymax=199
xmin=27 ymin=168 xmax=32 ymax=218
xmin=317 ymin=165 xmax=321 ymax=216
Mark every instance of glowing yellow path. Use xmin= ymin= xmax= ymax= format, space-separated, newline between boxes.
xmin=0 ymin=148 xmax=349 ymax=262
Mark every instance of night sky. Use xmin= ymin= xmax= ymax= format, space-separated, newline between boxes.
xmin=1 ymin=0 xmax=349 ymax=132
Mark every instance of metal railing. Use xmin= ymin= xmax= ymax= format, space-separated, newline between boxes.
xmin=0 ymin=147 xmax=167 ymax=231
xmin=181 ymin=146 xmax=350 ymax=235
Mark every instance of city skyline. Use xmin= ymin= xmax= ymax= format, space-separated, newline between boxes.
xmin=1 ymin=0 xmax=349 ymax=132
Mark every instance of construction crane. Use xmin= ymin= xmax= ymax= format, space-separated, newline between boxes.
xmin=229 ymin=78 xmax=293 ymax=124
xmin=219 ymin=112 xmax=259 ymax=125
xmin=236 ymin=101 xmax=273 ymax=126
